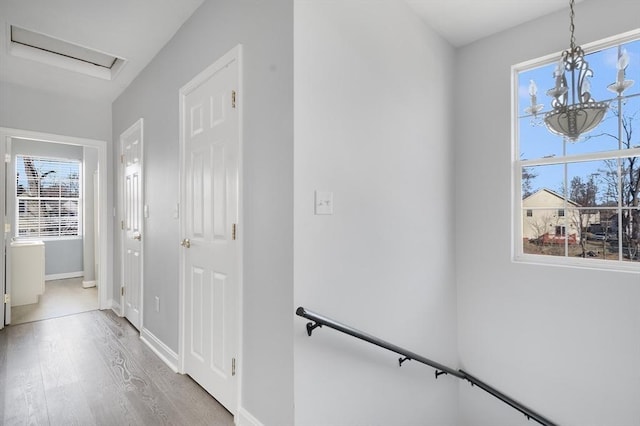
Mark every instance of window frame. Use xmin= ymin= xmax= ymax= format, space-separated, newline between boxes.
xmin=15 ymin=155 xmax=83 ymax=240
xmin=512 ymin=29 xmax=640 ymax=272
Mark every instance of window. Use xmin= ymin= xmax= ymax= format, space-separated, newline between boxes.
xmin=514 ymin=31 xmax=640 ymax=269
xmin=16 ymin=156 xmax=81 ymax=238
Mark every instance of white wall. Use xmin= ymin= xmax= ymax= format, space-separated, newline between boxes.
xmin=0 ymin=81 xmax=112 ymax=142
xmin=112 ymin=0 xmax=293 ymax=424
xmin=294 ymin=1 xmax=458 ymax=424
xmin=455 ymin=0 xmax=640 ymax=424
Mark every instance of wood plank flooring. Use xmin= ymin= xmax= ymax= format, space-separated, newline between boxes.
xmin=0 ymin=310 xmax=234 ymax=426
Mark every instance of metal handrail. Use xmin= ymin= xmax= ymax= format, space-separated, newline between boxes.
xmin=296 ymin=306 xmax=558 ymax=426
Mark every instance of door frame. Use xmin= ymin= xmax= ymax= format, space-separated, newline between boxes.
xmin=0 ymin=127 xmax=111 ymax=328
xmin=118 ymin=118 xmax=144 ymax=328
xmin=177 ymin=44 xmax=244 ymax=413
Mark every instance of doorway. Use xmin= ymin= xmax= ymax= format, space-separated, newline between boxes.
xmin=1 ymin=127 xmax=110 ymax=330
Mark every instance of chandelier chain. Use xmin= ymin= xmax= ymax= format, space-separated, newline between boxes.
xmin=569 ymin=0 xmax=576 ymax=50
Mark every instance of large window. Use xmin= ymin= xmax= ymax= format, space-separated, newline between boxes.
xmin=16 ymin=156 xmax=81 ymax=238
xmin=514 ymin=32 xmax=640 ymax=269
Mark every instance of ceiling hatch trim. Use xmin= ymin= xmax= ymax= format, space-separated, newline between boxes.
xmin=7 ymin=25 xmax=126 ymax=81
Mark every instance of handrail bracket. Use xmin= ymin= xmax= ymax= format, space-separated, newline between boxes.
xmin=435 ymin=370 xmax=448 ymax=379
xmin=398 ymin=356 xmax=411 ymax=367
xmin=306 ymin=321 xmax=322 ymax=336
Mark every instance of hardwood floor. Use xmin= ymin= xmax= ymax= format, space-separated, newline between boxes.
xmin=0 ymin=310 xmax=234 ymax=425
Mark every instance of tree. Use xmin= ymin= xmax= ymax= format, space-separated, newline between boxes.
xmin=522 ymin=166 xmax=538 ymax=199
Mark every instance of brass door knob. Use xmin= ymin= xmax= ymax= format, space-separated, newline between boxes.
xmin=181 ymin=238 xmax=191 ymax=248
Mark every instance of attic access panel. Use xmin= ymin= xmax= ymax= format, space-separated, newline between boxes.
xmin=9 ymin=25 xmax=126 ymax=80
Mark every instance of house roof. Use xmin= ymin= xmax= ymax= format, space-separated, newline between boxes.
xmin=523 ymin=188 xmax=581 ymax=207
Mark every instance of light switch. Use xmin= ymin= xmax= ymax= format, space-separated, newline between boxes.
xmin=315 ymin=191 xmax=333 ymax=215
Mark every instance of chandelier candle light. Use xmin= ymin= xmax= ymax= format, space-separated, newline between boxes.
xmin=526 ymin=0 xmax=609 ymax=141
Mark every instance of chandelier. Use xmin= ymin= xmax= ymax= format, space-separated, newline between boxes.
xmin=531 ymin=0 xmax=609 ymax=141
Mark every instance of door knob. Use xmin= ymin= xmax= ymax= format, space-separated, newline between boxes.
xmin=133 ymin=232 xmax=142 ymax=241
xmin=181 ymin=238 xmax=191 ymax=248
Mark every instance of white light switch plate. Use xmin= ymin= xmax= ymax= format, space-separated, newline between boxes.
xmin=315 ymin=191 xmax=333 ymax=215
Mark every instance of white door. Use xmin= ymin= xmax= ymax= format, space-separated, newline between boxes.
xmin=120 ymin=119 xmax=144 ymax=330
xmin=180 ymin=46 xmax=241 ymax=415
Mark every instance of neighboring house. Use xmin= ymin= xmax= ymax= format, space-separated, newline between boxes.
xmin=522 ymin=188 xmax=600 ymax=243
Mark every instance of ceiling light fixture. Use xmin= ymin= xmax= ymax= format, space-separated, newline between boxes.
xmin=542 ymin=0 xmax=608 ymax=141
xmin=525 ymin=0 xmax=612 ymax=142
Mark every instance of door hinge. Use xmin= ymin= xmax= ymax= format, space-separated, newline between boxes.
xmin=121 ymin=220 xmax=125 ymax=230
xmin=121 ymin=286 xmax=125 ymax=297
xmin=4 ymin=153 xmax=10 ymax=163
xmin=232 ymin=223 xmax=237 ymax=240
xmin=231 ymin=90 xmax=237 ymax=109
xmin=232 ymin=358 xmax=236 ymax=376
xmin=3 ymin=294 xmax=9 ymax=304
xmin=121 ymin=154 xmax=125 ymax=164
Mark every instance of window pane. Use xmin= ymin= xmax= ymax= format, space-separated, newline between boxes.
xmin=566 ymin=160 xmax=618 ymax=207
xmin=522 ymin=208 xmax=568 ymax=257
xmin=518 ymin=64 xmax=565 ymax=160
xmin=522 ymin=163 xmax=565 ymax=199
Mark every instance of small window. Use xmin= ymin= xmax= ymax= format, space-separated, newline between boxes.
xmin=526 ymin=209 xmax=533 ymax=217
xmin=558 ymin=209 xmax=565 ymax=217
xmin=16 ymin=156 xmax=81 ymax=238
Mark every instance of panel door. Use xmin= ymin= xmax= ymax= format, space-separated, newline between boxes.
xmin=120 ymin=120 xmax=143 ymax=330
xmin=181 ymin=51 xmax=240 ymax=414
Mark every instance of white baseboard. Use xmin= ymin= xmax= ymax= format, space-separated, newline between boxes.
xmin=140 ymin=327 xmax=179 ymax=373
xmin=45 ymin=271 xmax=84 ymax=281
xmin=236 ymin=407 xmax=264 ymax=426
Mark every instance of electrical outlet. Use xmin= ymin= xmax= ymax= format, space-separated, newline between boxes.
xmin=155 ymin=296 xmax=160 ymax=312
